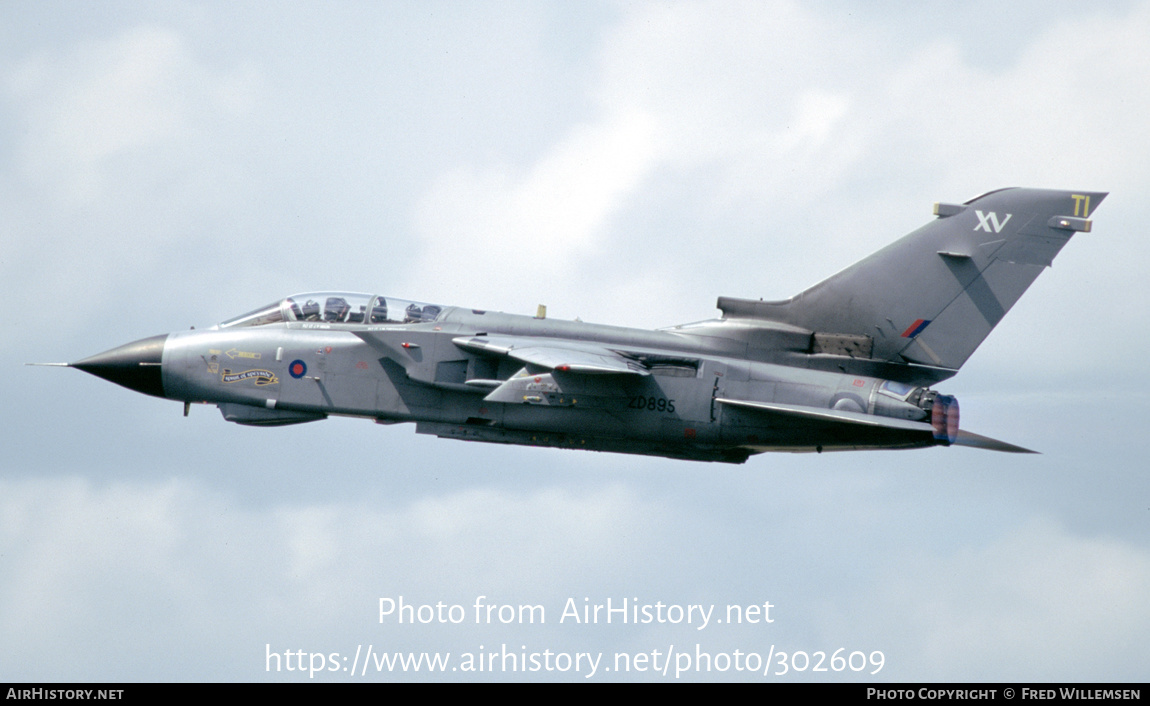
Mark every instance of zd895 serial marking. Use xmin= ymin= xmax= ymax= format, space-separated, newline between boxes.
xmin=628 ymin=396 xmax=676 ymax=413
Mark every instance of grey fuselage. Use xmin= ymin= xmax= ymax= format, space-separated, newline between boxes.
xmin=156 ymin=306 xmax=937 ymax=463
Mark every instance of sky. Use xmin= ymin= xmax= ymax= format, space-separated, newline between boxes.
xmin=2 ymin=0 xmax=1149 ymax=682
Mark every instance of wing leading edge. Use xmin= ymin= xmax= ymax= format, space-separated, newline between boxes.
xmin=452 ymin=335 xmax=649 ymax=376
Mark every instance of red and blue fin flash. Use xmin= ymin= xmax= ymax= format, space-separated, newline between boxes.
xmin=901 ymin=319 xmax=931 ymax=338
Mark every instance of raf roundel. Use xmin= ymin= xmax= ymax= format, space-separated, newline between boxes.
xmin=289 ymin=360 xmax=307 ymax=379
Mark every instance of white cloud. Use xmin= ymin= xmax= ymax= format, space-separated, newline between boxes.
xmin=0 ymin=476 xmax=664 ymax=679
xmin=1 ymin=24 xmax=264 ymax=330
xmin=6 ymin=26 xmax=255 ymax=202
xmin=867 ymin=519 xmax=1150 ymax=680
xmin=409 ymin=109 xmax=664 ymax=313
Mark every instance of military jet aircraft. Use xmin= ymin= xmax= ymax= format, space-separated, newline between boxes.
xmin=52 ymin=187 xmax=1104 ymax=463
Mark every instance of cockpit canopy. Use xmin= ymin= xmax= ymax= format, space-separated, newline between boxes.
xmin=217 ymin=292 xmax=444 ymax=329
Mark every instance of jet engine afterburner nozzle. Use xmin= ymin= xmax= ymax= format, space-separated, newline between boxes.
xmin=71 ymin=334 xmax=169 ymax=398
xmin=928 ymin=393 xmax=960 ymax=445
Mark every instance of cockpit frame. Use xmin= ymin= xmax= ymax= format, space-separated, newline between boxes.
xmin=217 ymin=292 xmax=443 ymax=329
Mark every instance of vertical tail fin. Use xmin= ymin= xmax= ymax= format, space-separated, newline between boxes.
xmin=718 ymin=188 xmax=1107 ymax=372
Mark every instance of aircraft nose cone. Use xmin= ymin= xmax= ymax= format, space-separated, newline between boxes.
xmin=72 ymin=334 xmax=169 ymax=398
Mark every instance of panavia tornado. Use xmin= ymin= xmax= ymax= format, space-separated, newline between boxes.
xmin=53 ymin=188 xmax=1105 ymax=463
